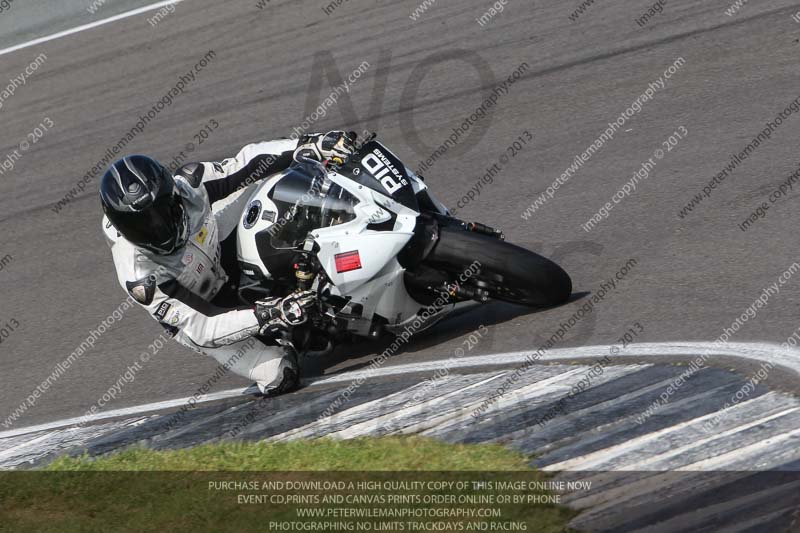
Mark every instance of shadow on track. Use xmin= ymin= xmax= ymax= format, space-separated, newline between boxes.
xmin=302 ymin=292 xmax=591 ymax=378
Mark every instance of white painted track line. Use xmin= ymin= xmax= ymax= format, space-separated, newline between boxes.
xmin=0 ymin=386 xmax=242 ymax=440
xmin=1 ymin=341 xmax=797 ymax=440
xmin=0 ymin=0 xmax=184 ymax=58
xmin=308 ymin=341 xmax=800 ymax=385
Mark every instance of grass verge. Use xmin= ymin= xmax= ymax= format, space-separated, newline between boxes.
xmin=1 ymin=437 xmax=577 ymax=532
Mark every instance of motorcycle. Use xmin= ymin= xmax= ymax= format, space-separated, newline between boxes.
xmin=236 ymin=134 xmax=571 ymax=352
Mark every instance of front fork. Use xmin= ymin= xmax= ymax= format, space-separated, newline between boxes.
xmin=407 ymin=213 xmax=503 ymax=304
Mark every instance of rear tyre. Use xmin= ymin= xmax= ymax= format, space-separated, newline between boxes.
xmin=425 ymin=226 xmax=572 ymax=307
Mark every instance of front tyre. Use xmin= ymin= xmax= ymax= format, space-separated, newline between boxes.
xmin=426 ymin=226 xmax=572 ymax=307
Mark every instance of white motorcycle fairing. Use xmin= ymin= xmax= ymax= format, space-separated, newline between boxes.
xmin=236 ymin=140 xmax=455 ymax=337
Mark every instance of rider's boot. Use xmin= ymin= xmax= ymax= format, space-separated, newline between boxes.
xmin=256 ymin=349 xmax=299 ymax=397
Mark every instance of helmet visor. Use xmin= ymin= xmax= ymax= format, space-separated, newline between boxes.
xmin=108 ymin=191 xmax=187 ymax=254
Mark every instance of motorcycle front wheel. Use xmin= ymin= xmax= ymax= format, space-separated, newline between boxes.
xmin=425 ymin=225 xmax=572 ymax=307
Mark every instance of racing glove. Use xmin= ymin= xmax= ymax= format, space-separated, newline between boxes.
xmin=255 ymin=290 xmax=317 ymax=337
xmin=294 ymin=131 xmax=356 ymax=165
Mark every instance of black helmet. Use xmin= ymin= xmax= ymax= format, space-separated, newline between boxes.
xmin=100 ymin=155 xmax=188 ymax=255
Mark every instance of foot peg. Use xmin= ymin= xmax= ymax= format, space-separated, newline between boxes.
xmin=439 ymin=282 xmax=490 ymax=303
xmin=466 ymin=222 xmax=504 ymax=240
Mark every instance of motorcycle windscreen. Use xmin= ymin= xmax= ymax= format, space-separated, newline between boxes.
xmin=337 ymin=141 xmax=419 ymax=212
xmin=267 ymin=166 xmax=360 ymax=249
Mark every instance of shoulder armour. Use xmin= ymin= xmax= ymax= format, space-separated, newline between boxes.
xmin=175 ymin=162 xmax=205 ymax=187
xmin=126 ymin=275 xmax=156 ymax=305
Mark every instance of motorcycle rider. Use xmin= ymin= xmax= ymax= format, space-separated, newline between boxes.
xmin=100 ymin=131 xmax=356 ymax=395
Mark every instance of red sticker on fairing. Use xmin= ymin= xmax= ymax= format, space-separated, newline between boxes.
xmin=335 ymin=251 xmax=362 ymax=273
